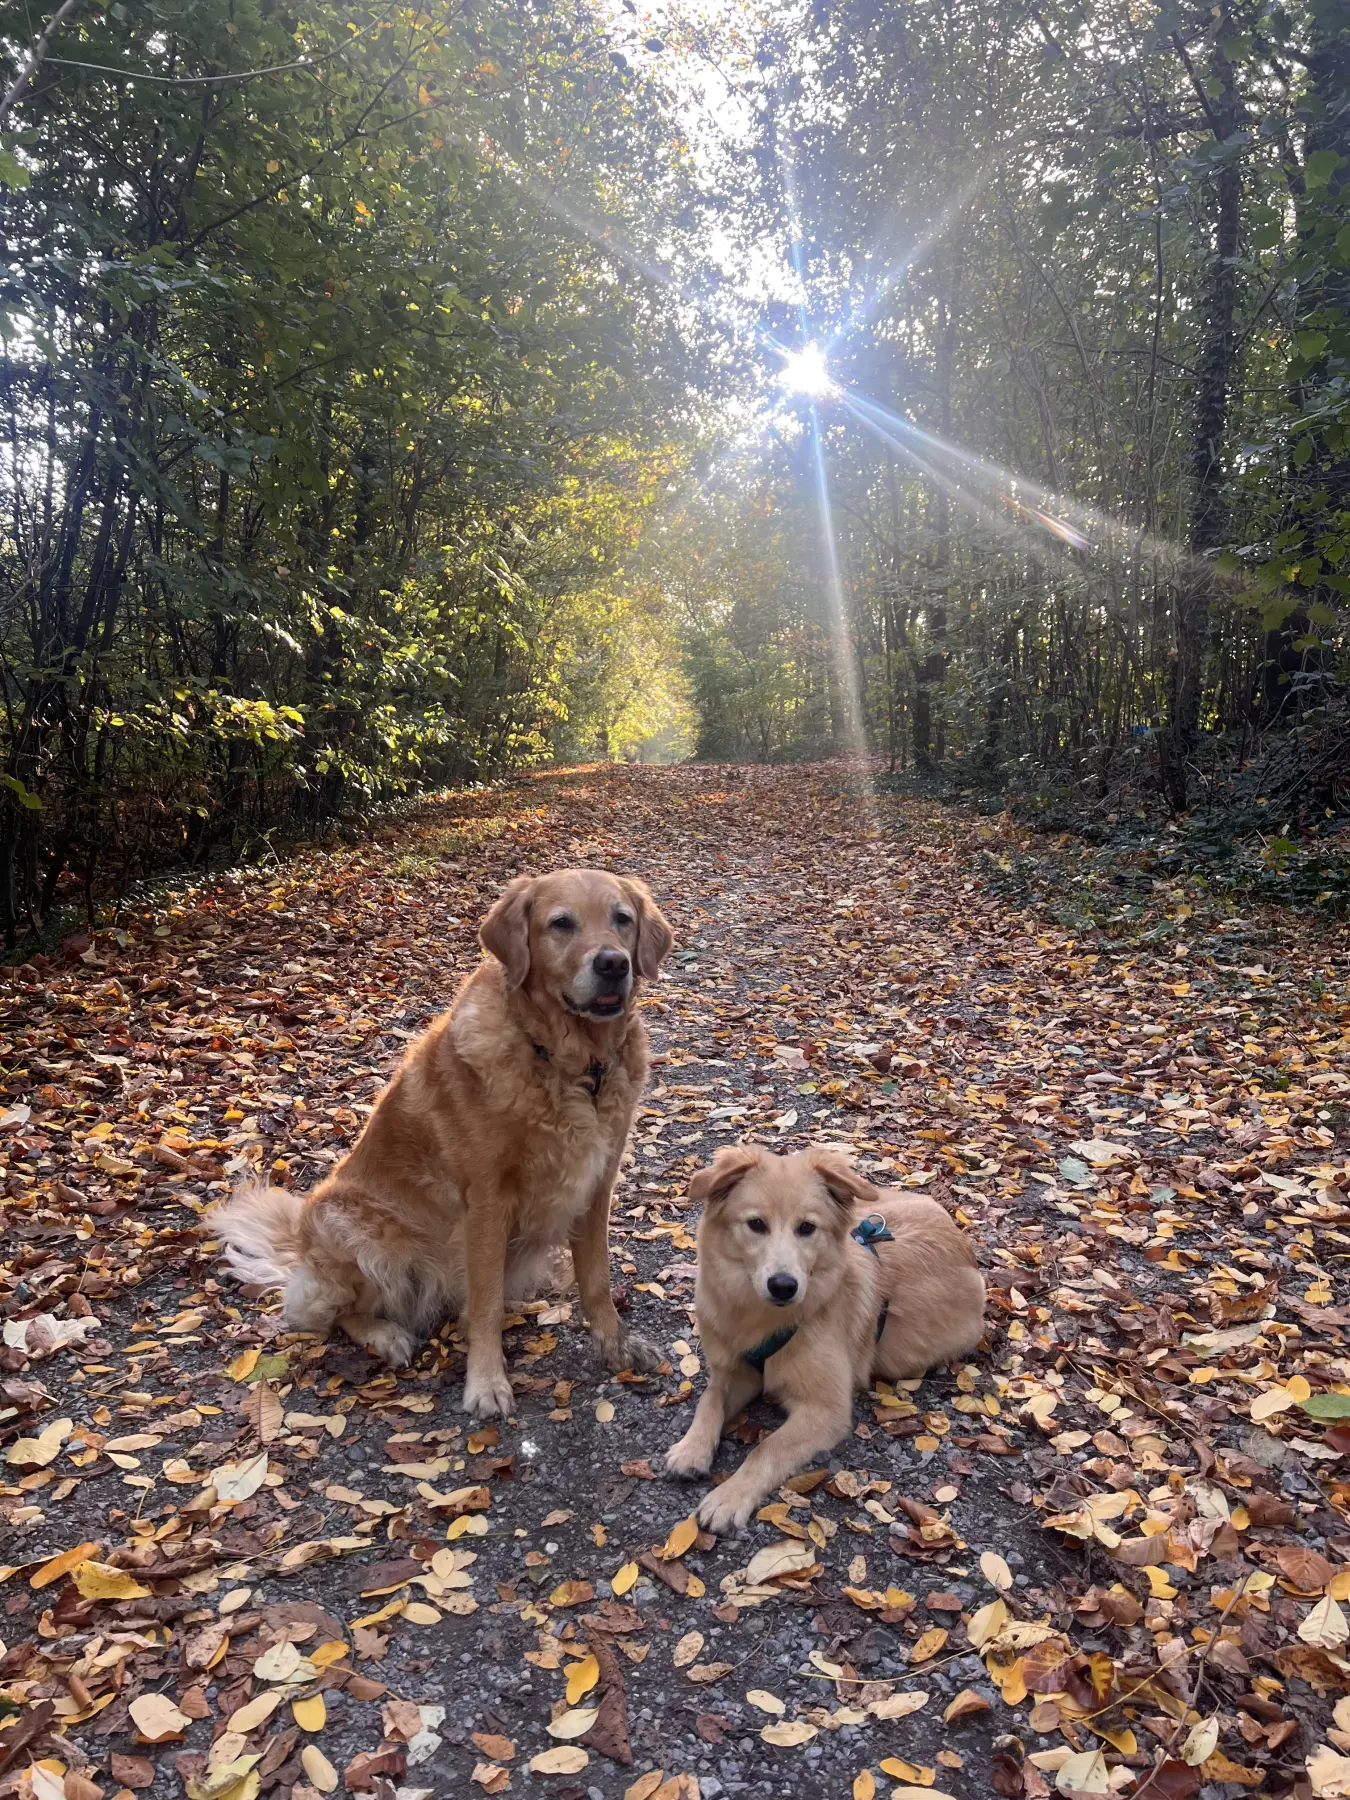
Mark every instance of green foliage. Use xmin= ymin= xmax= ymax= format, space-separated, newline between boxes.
xmin=662 ymin=0 xmax=1350 ymax=809
xmin=0 ymin=0 xmax=700 ymax=940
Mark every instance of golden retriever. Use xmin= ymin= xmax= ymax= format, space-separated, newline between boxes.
xmin=214 ymin=868 xmax=673 ymax=1418
xmin=666 ymin=1145 xmax=985 ymax=1532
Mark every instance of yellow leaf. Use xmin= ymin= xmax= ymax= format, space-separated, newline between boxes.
xmin=566 ymin=1654 xmax=600 ymax=1703
xmin=966 ymin=1598 xmax=1007 ymax=1648
xmin=1287 ymin=1375 xmax=1312 ymax=1402
xmin=595 ymin=1399 xmax=615 ymax=1423
xmin=1092 ymin=1725 xmax=1137 ymax=1756
xmin=980 ymin=1551 xmax=1013 ymax=1591
xmin=72 ymin=1560 xmax=151 ymax=1601
xmin=612 ymin=1561 xmax=639 ymax=1596
xmin=760 ymin=1720 xmax=817 ymax=1747
xmin=300 ymin=1744 xmax=338 ymax=1793
xmin=910 ymin=1626 xmax=948 ymax=1663
xmin=226 ymin=1690 xmax=283 ymax=1734
xmin=185 ymin=1757 xmax=261 ymax=1800
xmin=404 ymin=1601 xmax=442 ymax=1625
xmin=310 ymin=1641 xmax=349 ymax=1668
xmin=7 ymin=1417 xmax=72 ymax=1468
xmin=1143 ymin=1566 xmax=1177 ymax=1600
xmin=1251 ymin=1387 xmax=1297 ymax=1422
xmin=662 ymin=1515 xmax=699 ymax=1560
xmin=1300 ymin=1594 xmax=1349 ymax=1649
xmin=291 ymin=1694 xmax=326 ymax=1732
xmin=624 ymin=1774 xmax=665 ymax=1800
xmin=530 ymin=1747 xmax=590 ymax=1775
xmin=944 ymin=1688 xmax=991 ymax=1723
xmin=746 ymin=1690 xmax=785 ymax=1715
xmin=854 ymin=1772 xmax=876 ymax=1800
xmin=545 ymin=1706 xmax=599 ymax=1740
xmin=350 ymin=1598 xmax=404 ymax=1629
xmin=227 ymin=1347 xmax=261 ymax=1382
xmin=129 ymin=1692 xmax=191 ymax=1741
xmin=868 ymin=1691 xmax=930 ymax=1720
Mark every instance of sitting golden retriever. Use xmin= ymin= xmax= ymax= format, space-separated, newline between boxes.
xmin=215 ymin=868 xmax=673 ymax=1418
xmin=666 ymin=1144 xmax=985 ymax=1532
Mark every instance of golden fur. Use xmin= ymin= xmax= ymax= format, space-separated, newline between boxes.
xmin=666 ymin=1144 xmax=985 ymax=1532
xmin=214 ymin=869 xmax=673 ymax=1418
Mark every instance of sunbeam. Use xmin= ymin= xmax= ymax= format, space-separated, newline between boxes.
xmin=808 ymin=403 xmax=878 ymax=815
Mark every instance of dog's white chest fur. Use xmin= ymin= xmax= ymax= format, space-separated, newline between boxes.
xmin=519 ymin=1112 xmax=613 ymax=1242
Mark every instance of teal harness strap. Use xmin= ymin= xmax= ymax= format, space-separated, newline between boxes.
xmin=852 ymin=1214 xmax=894 ymax=1344
xmin=743 ymin=1323 xmax=797 ymax=1373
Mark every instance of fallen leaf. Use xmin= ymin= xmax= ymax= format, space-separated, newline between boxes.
xmin=546 ymin=1706 xmax=600 ymax=1740
xmin=530 ymin=1746 xmax=590 ymax=1774
xmin=128 ymin=1693 xmax=191 ymax=1742
xmin=760 ymin=1720 xmax=817 ymax=1746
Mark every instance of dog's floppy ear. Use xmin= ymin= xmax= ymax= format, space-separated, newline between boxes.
xmin=479 ymin=876 xmax=535 ymax=989
xmin=689 ymin=1143 xmax=761 ymax=1205
xmin=807 ymin=1149 xmax=877 ymax=1212
xmin=620 ymin=877 xmax=674 ymax=981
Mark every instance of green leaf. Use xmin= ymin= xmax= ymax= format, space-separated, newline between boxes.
xmin=0 ymin=147 xmax=29 ymax=190
xmin=1299 ymin=1393 xmax=1350 ymax=1421
xmin=1306 ymin=148 xmax=1345 ymax=188
xmin=0 ymin=774 xmax=42 ymax=811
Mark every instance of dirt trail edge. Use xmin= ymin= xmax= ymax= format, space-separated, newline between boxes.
xmin=1 ymin=763 xmax=1348 ymax=1800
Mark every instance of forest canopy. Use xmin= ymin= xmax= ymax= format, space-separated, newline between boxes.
xmin=1 ymin=0 xmax=1348 ymax=940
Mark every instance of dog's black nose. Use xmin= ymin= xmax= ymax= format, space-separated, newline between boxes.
xmin=593 ymin=948 xmax=630 ymax=983
xmin=767 ymin=1273 xmax=798 ymax=1304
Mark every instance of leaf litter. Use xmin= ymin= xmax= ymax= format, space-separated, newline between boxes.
xmin=0 ymin=762 xmax=1347 ymax=1796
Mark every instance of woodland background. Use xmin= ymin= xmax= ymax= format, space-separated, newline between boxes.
xmin=0 ymin=0 xmax=1347 ymax=944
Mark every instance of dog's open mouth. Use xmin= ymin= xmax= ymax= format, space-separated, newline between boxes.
xmin=566 ymin=992 xmax=626 ymax=1018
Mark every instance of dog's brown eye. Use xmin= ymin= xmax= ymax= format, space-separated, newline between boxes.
xmin=548 ymin=916 xmax=577 ymax=933
xmin=746 ymin=1217 xmax=768 ymax=1235
xmin=614 ymin=910 xmax=633 ymax=928
xmin=796 ymin=1221 xmax=816 ymax=1238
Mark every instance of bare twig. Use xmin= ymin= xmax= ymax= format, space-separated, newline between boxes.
xmin=0 ymin=0 xmax=84 ymax=126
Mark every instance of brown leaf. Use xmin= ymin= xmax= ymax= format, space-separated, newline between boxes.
xmin=581 ymin=1630 xmax=633 ymax=1767
xmin=0 ymin=1699 xmax=55 ymax=1778
xmin=344 ymin=1747 xmax=407 ymax=1791
xmin=1275 ymin=1543 xmax=1335 ymax=1592
xmin=108 ymin=1755 xmax=156 ymax=1790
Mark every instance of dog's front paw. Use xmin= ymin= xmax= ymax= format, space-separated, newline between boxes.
xmin=361 ymin=1321 xmax=417 ymax=1367
xmin=664 ymin=1434 xmax=713 ymax=1480
xmin=462 ymin=1366 xmax=515 ymax=1420
xmin=696 ymin=1480 xmax=759 ymax=1536
xmin=592 ymin=1327 xmax=662 ymax=1374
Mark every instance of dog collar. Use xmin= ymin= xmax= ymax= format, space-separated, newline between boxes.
xmin=743 ymin=1322 xmax=797 ymax=1373
xmin=531 ymin=1040 xmax=608 ymax=1102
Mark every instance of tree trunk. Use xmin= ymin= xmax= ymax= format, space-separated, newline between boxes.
xmin=1160 ymin=24 xmax=1242 ymax=812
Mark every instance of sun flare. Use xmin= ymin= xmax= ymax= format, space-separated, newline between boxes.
xmin=777 ymin=343 xmax=834 ymax=397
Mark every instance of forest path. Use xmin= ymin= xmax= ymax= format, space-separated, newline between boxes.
xmin=2 ymin=763 xmax=1348 ymax=1800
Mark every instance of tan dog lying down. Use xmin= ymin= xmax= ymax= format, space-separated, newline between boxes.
xmin=215 ymin=868 xmax=673 ymax=1418
xmin=666 ymin=1145 xmax=985 ymax=1533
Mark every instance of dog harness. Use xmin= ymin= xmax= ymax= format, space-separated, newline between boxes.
xmin=531 ymin=1039 xmax=608 ymax=1101
xmin=741 ymin=1214 xmax=896 ymax=1373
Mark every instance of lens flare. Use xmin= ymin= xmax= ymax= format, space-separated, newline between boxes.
xmin=778 ymin=343 xmax=834 ymax=397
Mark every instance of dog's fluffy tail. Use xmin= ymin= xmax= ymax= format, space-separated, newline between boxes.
xmin=214 ymin=1180 xmax=304 ymax=1290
